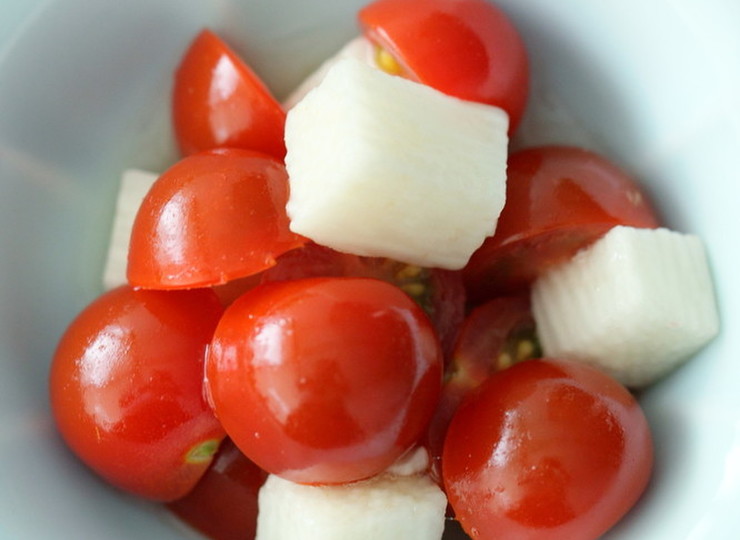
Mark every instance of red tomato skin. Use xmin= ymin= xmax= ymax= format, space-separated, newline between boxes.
xmin=173 ymin=29 xmax=286 ymax=159
xmin=425 ymin=295 xmax=535 ymax=479
xmin=49 ymin=286 xmax=226 ymax=502
xmin=359 ymin=0 xmax=529 ymax=133
xmin=442 ymin=358 xmax=653 ymax=540
xmin=168 ymin=439 xmax=268 ymax=540
xmin=464 ymin=146 xmax=661 ymax=303
xmin=205 ymin=277 xmax=443 ymax=485
xmin=127 ymin=148 xmax=305 ymax=290
xmin=261 ymin=242 xmax=466 ymax=358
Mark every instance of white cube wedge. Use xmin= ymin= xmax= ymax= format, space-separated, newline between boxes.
xmin=284 ymin=58 xmax=509 ymax=270
xmin=102 ymin=168 xmax=158 ymax=290
xmin=256 ymin=471 xmax=446 ymax=540
xmin=532 ymin=225 xmax=720 ymax=388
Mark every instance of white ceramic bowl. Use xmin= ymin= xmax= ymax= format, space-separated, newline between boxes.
xmin=1 ymin=0 xmax=738 ymax=538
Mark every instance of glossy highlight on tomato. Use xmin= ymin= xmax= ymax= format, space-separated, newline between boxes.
xmin=127 ymin=148 xmax=305 ymax=290
xmin=359 ymin=0 xmax=530 ymax=132
xmin=49 ymin=286 xmax=226 ymax=502
xmin=442 ymin=358 xmax=653 ymax=540
xmin=205 ymin=277 xmax=444 ymax=485
xmin=464 ymin=146 xmax=661 ymax=303
xmin=173 ymin=29 xmax=286 ymax=159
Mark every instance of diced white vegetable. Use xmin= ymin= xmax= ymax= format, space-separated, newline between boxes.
xmin=256 ymin=469 xmax=446 ymax=540
xmin=282 ymin=36 xmax=376 ymax=110
xmin=532 ymin=225 xmax=720 ymax=388
xmin=284 ymin=58 xmax=509 ymax=270
xmin=385 ymin=446 xmax=430 ymax=476
xmin=101 ymin=168 xmax=158 ymax=290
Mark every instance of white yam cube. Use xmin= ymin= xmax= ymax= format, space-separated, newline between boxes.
xmin=282 ymin=36 xmax=376 ymax=110
xmin=102 ymin=168 xmax=158 ymax=290
xmin=284 ymin=58 xmax=509 ymax=270
xmin=532 ymin=225 xmax=720 ymax=388
xmin=256 ymin=471 xmax=446 ymax=540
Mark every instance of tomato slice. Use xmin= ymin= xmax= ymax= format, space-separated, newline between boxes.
xmin=205 ymin=277 xmax=443 ymax=485
xmin=49 ymin=286 xmax=226 ymax=502
xmin=261 ymin=242 xmax=466 ymax=357
xmin=168 ymin=439 xmax=268 ymax=540
xmin=463 ymin=146 xmax=661 ymax=303
xmin=442 ymin=358 xmax=653 ymax=540
xmin=358 ymin=0 xmax=530 ymax=133
xmin=425 ymin=295 xmax=538 ymax=481
xmin=127 ymin=148 xmax=305 ymax=290
xmin=173 ymin=29 xmax=286 ymax=159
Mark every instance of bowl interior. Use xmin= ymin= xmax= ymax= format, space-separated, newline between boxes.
xmin=1 ymin=0 xmax=738 ymax=538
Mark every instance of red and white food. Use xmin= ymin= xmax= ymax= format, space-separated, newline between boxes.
xmin=49 ymin=1 xmax=720 ymax=539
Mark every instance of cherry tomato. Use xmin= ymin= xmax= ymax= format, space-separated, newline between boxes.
xmin=173 ymin=29 xmax=286 ymax=159
xmin=49 ymin=286 xmax=226 ymax=502
xmin=442 ymin=358 xmax=653 ymax=540
xmin=261 ymin=242 xmax=466 ymax=357
xmin=168 ymin=439 xmax=268 ymax=540
xmin=463 ymin=146 xmax=661 ymax=303
xmin=359 ymin=0 xmax=529 ymax=133
xmin=205 ymin=277 xmax=443 ymax=485
xmin=425 ymin=296 xmax=538 ymax=480
xmin=127 ymin=148 xmax=305 ymax=290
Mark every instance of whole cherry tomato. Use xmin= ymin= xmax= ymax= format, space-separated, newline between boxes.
xmin=260 ymin=242 xmax=466 ymax=357
xmin=205 ymin=277 xmax=443 ymax=485
xmin=127 ymin=148 xmax=305 ymax=290
xmin=442 ymin=358 xmax=653 ymax=540
xmin=173 ymin=29 xmax=286 ymax=159
xmin=463 ymin=146 xmax=661 ymax=303
xmin=359 ymin=0 xmax=530 ymax=132
xmin=49 ymin=286 xmax=226 ymax=502
xmin=168 ymin=439 xmax=268 ymax=540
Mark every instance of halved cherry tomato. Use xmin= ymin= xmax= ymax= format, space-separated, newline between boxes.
xmin=442 ymin=358 xmax=653 ymax=540
xmin=173 ymin=29 xmax=286 ymax=159
xmin=127 ymin=148 xmax=305 ymax=290
xmin=425 ymin=295 xmax=538 ymax=481
xmin=463 ymin=146 xmax=661 ymax=303
xmin=168 ymin=439 xmax=268 ymax=540
xmin=205 ymin=277 xmax=443 ymax=485
xmin=359 ymin=0 xmax=529 ymax=132
xmin=49 ymin=286 xmax=226 ymax=502
xmin=261 ymin=242 xmax=466 ymax=357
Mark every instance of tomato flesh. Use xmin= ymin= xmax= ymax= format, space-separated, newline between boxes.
xmin=127 ymin=149 xmax=305 ymax=290
xmin=173 ymin=29 xmax=286 ymax=159
xmin=205 ymin=277 xmax=443 ymax=485
xmin=49 ymin=286 xmax=226 ymax=502
xmin=359 ymin=0 xmax=530 ymax=133
xmin=442 ymin=358 xmax=653 ymax=540
xmin=464 ymin=146 xmax=661 ymax=303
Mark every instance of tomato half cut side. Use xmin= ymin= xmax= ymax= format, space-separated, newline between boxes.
xmin=463 ymin=145 xmax=661 ymax=303
xmin=127 ymin=148 xmax=305 ymax=290
xmin=442 ymin=358 xmax=653 ymax=540
xmin=359 ymin=0 xmax=530 ymax=133
xmin=49 ymin=286 xmax=226 ymax=502
xmin=205 ymin=277 xmax=443 ymax=485
xmin=173 ymin=29 xmax=286 ymax=159
xmin=168 ymin=439 xmax=268 ymax=540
